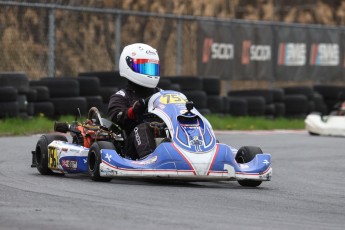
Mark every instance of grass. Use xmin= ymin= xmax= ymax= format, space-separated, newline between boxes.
xmin=0 ymin=114 xmax=305 ymax=136
xmin=0 ymin=115 xmax=75 ymax=136
xmin=205 ymin=114 xmax=305 ymax=131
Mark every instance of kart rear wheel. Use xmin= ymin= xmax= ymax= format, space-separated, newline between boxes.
xmin=236 ymin=146 xmax=263 ymax=187
xmin=35 ymin=134 xmax=68 ymax=175
xmin=88 ymin=141 xmax=114 ymax=182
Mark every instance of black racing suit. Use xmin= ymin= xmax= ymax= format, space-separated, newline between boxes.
xmin=108 ymin=82 xmax=160 ymax=159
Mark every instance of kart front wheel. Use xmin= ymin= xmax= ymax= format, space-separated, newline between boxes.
xmin=88 ymin=141 xmax=114 ymax=182
xmin=35 ymin=134 xmax=68 ymax=175
xmin=236 ymin=146 xmax=263 ymax=187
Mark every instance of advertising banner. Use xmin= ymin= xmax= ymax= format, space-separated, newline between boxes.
xmin=232 ymin=23 xmax=273 ymax=81
xmin=274 ymin=25 xmax=308 ymax=81
xmin=307 ymin=28 xmax=342 ymax=82
xmin=197 ymin=21 xmax=235 ymax=79
xmin=197 ymin=20 xmax=345 ymax=83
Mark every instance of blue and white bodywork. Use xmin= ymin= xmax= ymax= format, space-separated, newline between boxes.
xmin=45 ymin=91 xmax=272 ymax=183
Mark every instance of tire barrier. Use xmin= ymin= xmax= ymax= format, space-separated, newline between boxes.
xmin=202 ymin=77 xmax=221 ymax=96
xmin=184 ymin=90 xmax=207 ymax=109
xmin=77 ymin=77 xmax=101 ymax=96
xmin=50 ymin=97 xmax=87 ymax=116
xmin=78 ymin=71 xmax=128 ymax=88
xmin=0 ymin=87 xmax=18 ymax=102
xmin=30 ymin=78 xmax=79 ymax=98
xmin=227 ymin=97 xmax=248 ymax=116
xmin=0 ymin=101 xmax=19 ymax=118
xmin=313 ymin=85 xmax=345 ymax=113
xmin=207 ymin=95 xmax=224 ymax=114
xmin=0 ymin=72 xmax=29 ymax=94
xmin=0 ymin=70 xmax=343 ymax=119
xmin=99 ymin=87 xmax=119 ymax=103
xmin=170 ymin=76 xmax=203 ymax=91
xmin=284 ymin=95 xmax=308 ymax=117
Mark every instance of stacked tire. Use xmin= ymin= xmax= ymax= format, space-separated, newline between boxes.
xmin=0 ymin=86 xmax=19 ymax=118
xmin=77 ymin=77 xmax=104 ymax=115
xmin=0 ymin=72 xmax=29 ymax=118
xmin=169 ymin=76 xmax=210 ymax=115
xmin=228 ymin=89 xmax=268 ymax=116
xmin=202 ymin=77 xmax=225 ymax=114
xmin=313 ymin=85 xmax=345 ymax=114
xmin=29 ymin=86 xmax=55 ymax=118
xmin=78 ymin=71 xmax=128 ymax=114
xmin=30 ymin=77 xmax=87 ymax=116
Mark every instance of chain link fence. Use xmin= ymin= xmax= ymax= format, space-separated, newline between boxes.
xmin=0 ymin=1 xmax=199 ymax=79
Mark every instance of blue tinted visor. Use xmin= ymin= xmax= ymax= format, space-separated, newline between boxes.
xmin=126 ymin=57 xmax=160 ymax=76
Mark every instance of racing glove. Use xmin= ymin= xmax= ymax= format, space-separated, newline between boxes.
xmin=128 ymin=99 xmax=146 ymax=120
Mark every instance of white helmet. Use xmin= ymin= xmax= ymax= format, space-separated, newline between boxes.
xmin=119 ymin=43 xmax=160 ymax=88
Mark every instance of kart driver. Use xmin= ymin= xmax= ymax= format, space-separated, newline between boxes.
xmin=108 ymin=43 xmax=160 ymax=160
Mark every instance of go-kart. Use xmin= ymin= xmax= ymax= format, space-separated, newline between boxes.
xmin=305 ymin=100 xmax=345 ymax=137
xmin=31 ymin=90 xmax=272 ymax=187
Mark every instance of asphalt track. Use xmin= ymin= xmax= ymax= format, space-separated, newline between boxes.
xmin=0 ymin=131 xmax=344 ymax=230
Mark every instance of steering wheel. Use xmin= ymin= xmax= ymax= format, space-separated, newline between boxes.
xmin=88 ymin=107 xmax=104 ymax=126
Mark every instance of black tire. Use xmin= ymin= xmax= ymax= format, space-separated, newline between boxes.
xmin=100 ymin=87 xmax=118 ymax=103
xmin=29 ymin=86 xmax=50 ymax=102
xmin=284 ymin=94 xmax=308 ymax=117
xmin=198 ymin=108 xmax=211 ymax=115
xmin=308 ymin=131 xmax=320 ymax=136
xmin=202 ymin=77 xmax=220 ymax=96
xmin=85 ymin=96 xmax=103 ymax=112
xmin=207 ymin=95 xmax=224 ymax=113
xmin=222 ymin=97 xmax=230 ymax=114
xmin=283 ymin=86 xmax=314 ymax=100
xmin=79 ymin=71 xmax=128 ymax=87
xmin=169 ymin=84 xmax=181 ymax=92
xmin=227 ymin=97 xmax=248 ymax=116
xmin=235 ymin=146 xmax=263 ymax=187
xmin=88 ymin=141 xmax=114 ymax=182
xmin=17 ymin=94 xmax=28 ymax=113
xmin=35 ymin=134 xmax=68 ymax=175
xmin=0 ymin=102 xmax=19 ymax=118
xmin=157 ymin=78 xmax=172 ymax=89
xmin=30 ymin=78 xmax=79 ymax=98
xmin=33 ymin=102 xmax=55 ymax=118
xmin=0 ymin=87 xmax=18 ymax=102
xmin=265 ymin=103 xmax=275 ymax=116
xmin=271 ymin=88 xmax=284 ymax=103
xmin=313 ymin=93 xmax=327 ymax=114
xmin=0 ymin=72 xmax=29 ymax=94
xmin=229 ymin=89 xmax=273 ymax=104
xmin=274 ymin=103 xmax=285 ymax=117
xmin=184 ymin=90 xmax=207 ymax=109
xmin=25 ymin=88 xmax=37 ymax=102
xmin=170 ymin=76 xmax=203 ymax=91
xmin=77 ymin=77 xmax=101 ymax=96
xmin=314 ymin=85 xmax=345 ymax=100
xmin=50 ymin=97 xmax=87 ymax=116
xmin=244 ymin=96 xmax=266 ymax=116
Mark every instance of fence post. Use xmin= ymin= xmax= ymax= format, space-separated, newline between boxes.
xmin=176 ymin=18 xmax=182 ymax=75
xmin=48 ymin=8 xmax=55 ymax=78
xmin=115 ymin=14 xmax=122 ymax=71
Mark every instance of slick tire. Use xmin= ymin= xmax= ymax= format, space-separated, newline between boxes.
xmin=35 ymin=134 xmax=68 ymax=175
xmin=88 ymin=141 xmax=114 ymax=182
xmin=235 ymin=146 xmax=263 ymax=187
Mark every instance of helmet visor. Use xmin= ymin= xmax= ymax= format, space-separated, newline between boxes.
xmin=126 ymin=57 xmax=160 ymax=76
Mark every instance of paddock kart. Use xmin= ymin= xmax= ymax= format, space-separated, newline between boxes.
xmin=31 ymin=90 xmax=272 ymax=187
xmin=305 ymin=100 xmax=345 ymax=137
